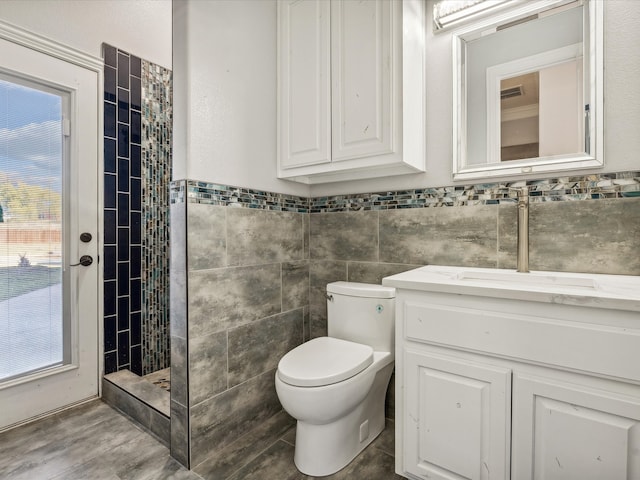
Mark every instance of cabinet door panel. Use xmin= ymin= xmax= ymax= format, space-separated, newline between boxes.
xmin=278 ymin=0 xmax=330 ymax=168
xmin=404 ymin=350 xmax=511 ymax=480
xmin=331 ymin=0 xmax=397 ymax=162
xmin=513 ymin=374 xmax=640 ymax=480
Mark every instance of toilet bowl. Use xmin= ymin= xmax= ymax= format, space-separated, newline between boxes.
xmin=275 ymin=282 xmax=395 ymax=476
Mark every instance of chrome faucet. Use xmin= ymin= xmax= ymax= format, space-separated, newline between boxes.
xmin=516 ymin=187 xmax=529 ymax=273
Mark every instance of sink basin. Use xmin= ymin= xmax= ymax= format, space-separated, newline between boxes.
xmin=454 ymin=270 xmax=597 ymax=289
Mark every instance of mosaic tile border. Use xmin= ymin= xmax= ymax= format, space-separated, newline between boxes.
xmin=310 ymin=172 xmax=640 ymax=212
xmin=170 ymin=180 xmax=310 ymax=213
xmin=170 ymin=172 xmax=640 ymax=213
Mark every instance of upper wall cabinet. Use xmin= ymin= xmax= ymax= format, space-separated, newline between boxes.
xmin=277 ymin=0 xmax=426 ymax=184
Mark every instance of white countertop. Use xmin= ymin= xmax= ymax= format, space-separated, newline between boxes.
xmin=382 ymin=265 xmax=640 ymax=312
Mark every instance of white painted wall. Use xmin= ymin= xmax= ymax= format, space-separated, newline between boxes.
xmin=4 ymin=0 xmax=636 ymax=198
xmin=172 ymin=0 xmax=309 ymax=197
xmin=311 ymin=0 xmax=640 ymax=196
xmin=0 ymin=0 xmax=172 ymax=68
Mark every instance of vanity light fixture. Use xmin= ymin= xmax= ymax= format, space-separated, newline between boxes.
xmin=433 ymin=0 xmax=511 ymax=31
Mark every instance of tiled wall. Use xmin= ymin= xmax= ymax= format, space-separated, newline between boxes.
xmin=170 ymin=180 xmax=309 ymax=467
xmin=141 ymin=61 xmax=172 ymax=374
xmin=103 ymin=45 xmax=172 ymax=376
xmin=169 ymin=172 xmax=639 ymax=467
xmin=307 ymin=173 xmax=640 ymax=419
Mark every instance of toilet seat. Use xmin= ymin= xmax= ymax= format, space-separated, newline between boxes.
xmin=277 ymin=337 xmax=373 ymax=387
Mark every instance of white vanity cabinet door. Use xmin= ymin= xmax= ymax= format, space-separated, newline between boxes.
xmin=277 ymin=0 xmax=331 ymax=169
xmin=403 ymin=350 xmax=512 ymax=480
xmin=330 ymin=0 xmax=396 ymax=162
xmin=512 ymin=373 xmax=640 ymax=480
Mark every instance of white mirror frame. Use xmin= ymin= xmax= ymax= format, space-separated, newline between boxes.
xmin=452 ymin=0 xmax=603 ymax=181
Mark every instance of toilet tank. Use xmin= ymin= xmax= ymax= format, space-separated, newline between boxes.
xmin=326 ymin=282 xmax=396 ymax=353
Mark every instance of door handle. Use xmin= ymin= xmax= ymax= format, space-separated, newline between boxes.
xmin=70 ymin=255 xmax=93 ymax=267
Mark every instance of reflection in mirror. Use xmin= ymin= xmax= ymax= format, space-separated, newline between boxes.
xmin=450 ymin=0 xmax=603 ymax=181
xmin=500 ymin=71 xmax=540 ymax=161
xmin=498 ymin=56 xmax=583 ymax=162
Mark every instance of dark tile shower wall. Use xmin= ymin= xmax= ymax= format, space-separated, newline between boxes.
xmin=103 ymin=45 xmax=172 ymax=376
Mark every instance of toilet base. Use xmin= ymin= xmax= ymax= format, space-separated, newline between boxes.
xmin=293 ymin=362 xmax=394 ymax=477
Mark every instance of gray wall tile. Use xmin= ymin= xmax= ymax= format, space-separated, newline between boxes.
xmin=310 ymin=211 xmax=379 ymax=261
xmin=170 ymin=202 xmax=187 ymax=339
xmin=228 ymin=309 xmax=303 ymax=387
xmin=385 ymin=372 xmax=395 ymax=421
xmin=309 ymin=306 xmax=328 ymax=339
xmin=189 ymin=369 xmax=281 ymax=466
xmin=187 ymin=203 xmax=227 ymax=271
xmin=308 ymin=260 xmax=347 ymax=339
xmin=148 ymin=407 xmax=171 ymax=447
xmin=379 ymin=205 xmax=499 ymax=267
xmin=309 ymin=260 xmax=348 ymax=307
xmin=176 ymin=186 xmax=638 ymax=473
xmin=303 ymin=212 xmax=310 ymax=260
xmin=227 ymin=209 xmax=303 ymax=266
xmin=347 ymin=262 xmax=421 ymax=285
xmin=282 ymin=261 xmax=309 ymax=312
xmin=529 ymin=197 xmax=640 ymax=274
xmin=170 ymin=400 xmax=190 ymax=468
xmin=303 ymin=306 xmax=310 ymax=342
xmin=188 ymin=264 xmax=282 ymax=337
xmin=497 ymin=203 xmax=518 ymax=270
xmin=189 ymin=331 xmax=228 ymax=406
xmin=170 ymin=335 xmax=187 ymax=408
xmin=102 ymin=379 xmax=152 ymax=429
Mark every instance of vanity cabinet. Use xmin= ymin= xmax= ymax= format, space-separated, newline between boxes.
xmin=403 ymin=349 xmax=511 ymax=480
xmin=383 ymin=266 xmax=640 ymax=480
xmin=277 ymin=0 xmax=425 ymax=184
xmin=512 ymin=374 xmax=640 ymax=479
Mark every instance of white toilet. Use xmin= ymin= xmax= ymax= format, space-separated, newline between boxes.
xmin=275 ymin=281 xmax=396 ymax=476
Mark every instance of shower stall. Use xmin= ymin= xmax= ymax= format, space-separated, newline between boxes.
xmin=101 ymin=44 xmax=173 ymax=444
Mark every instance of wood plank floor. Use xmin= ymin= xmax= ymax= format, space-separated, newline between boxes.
xmin=0 ymin=399 xmax=401 ymax=479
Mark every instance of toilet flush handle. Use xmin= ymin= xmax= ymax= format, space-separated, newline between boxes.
xmin=325 ymin=294 xmax=334 ymax=302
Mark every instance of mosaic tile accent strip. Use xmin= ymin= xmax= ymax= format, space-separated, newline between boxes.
xmin=141 ymin=60 xmax=172 ymax=375
xmin=309 ymin=172 xmax=640 ymax=212
xmin=171 ymin=172 xmax=640 ymax=215
xmin=103 ymin=44 xmax=172 ymax=376
xmin=170 ymin=180 xmax=309 ymax=212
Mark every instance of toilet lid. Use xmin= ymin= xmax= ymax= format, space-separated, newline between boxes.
xmin=277 ymin=337 xmax=374 ymax=387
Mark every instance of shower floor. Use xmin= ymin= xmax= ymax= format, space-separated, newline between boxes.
xmin=143 ymin=367 xmax=171 ymax=392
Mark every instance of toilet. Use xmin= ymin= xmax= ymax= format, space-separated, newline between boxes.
xmin=275 ymin=281 xmax=396 ymax=476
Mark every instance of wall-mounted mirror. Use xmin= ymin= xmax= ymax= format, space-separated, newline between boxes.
xmin=448 ymin=0 xmax=603 ymax=181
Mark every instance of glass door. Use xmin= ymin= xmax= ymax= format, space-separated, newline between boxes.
xmin=0 ymin=77 xmax=66 ymax=381
xmin=0 ymin=28 xmax=100 ymax=430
